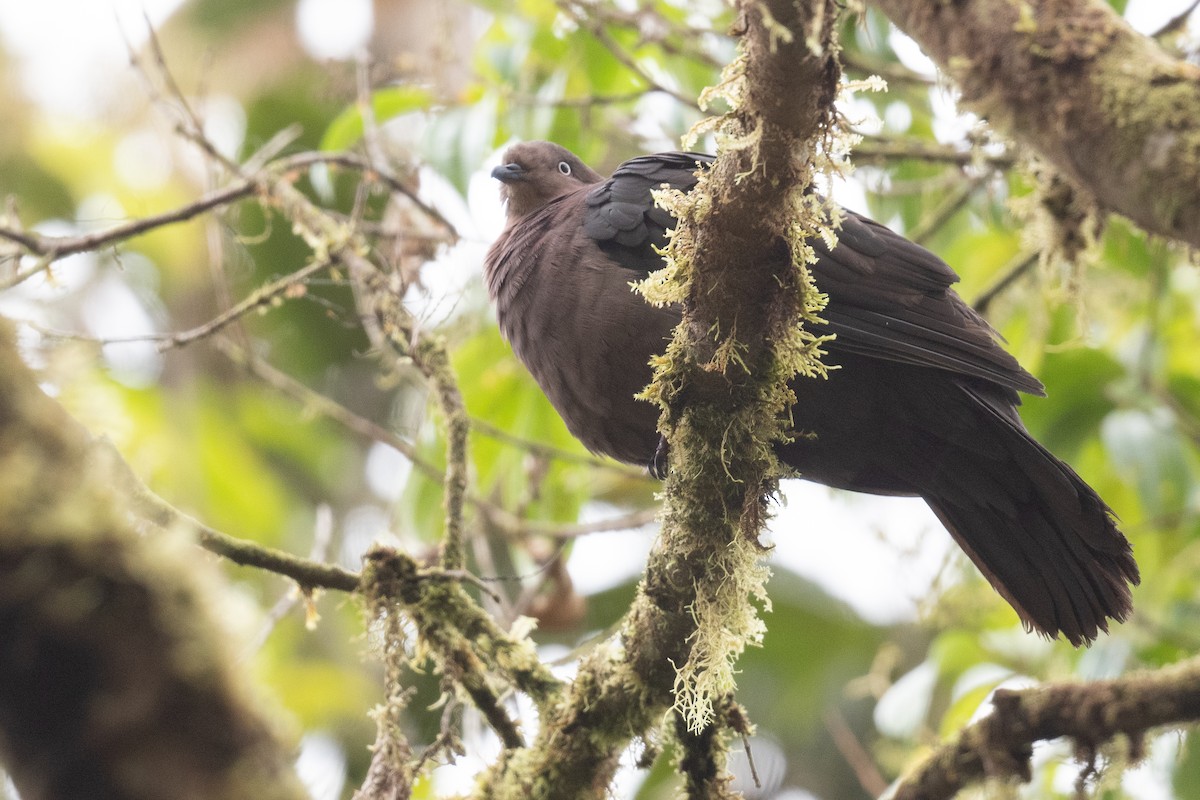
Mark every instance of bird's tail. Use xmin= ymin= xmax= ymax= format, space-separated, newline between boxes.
xmin=925 ymin=388 xmax=1139 ymax=647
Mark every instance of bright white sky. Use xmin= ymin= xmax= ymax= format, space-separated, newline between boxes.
xmin=0 ymin=0 xmax=374 ymax=115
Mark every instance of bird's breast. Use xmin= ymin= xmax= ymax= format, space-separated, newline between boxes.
xmin=486 ymin=220 xmax=674 ymax=466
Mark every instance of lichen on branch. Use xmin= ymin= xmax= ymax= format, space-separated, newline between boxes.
xmin=0 ymin=320 xmax=308 ymax=800
xmin=632 ymin=0 xmax=844 ymax=736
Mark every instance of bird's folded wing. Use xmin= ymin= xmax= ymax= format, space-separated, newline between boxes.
xmin=811 ymin=213 xmax=1044 ymax=396
xmin=582 ymin=152 xmax=1043 ymax=396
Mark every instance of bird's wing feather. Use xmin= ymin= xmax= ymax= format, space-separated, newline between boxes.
xmin=811 ymin=214 xmax=1044 ymax=395
xmin=581 ymin=152 xmax=1043 ymax=396
xmin=584 ymin=152 xmax=712 ymax=272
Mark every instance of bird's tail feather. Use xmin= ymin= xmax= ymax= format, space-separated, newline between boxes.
xmin=926 ymin=389 xmax=1138 ymax=646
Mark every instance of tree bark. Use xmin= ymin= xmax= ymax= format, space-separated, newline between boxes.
xmin=475 ymin=1 xmax=842 ymax=796
xmin=872 ymin=0 xmax=1200 ymax=248
xmin=0 ymin=321 xmax=308 ymax=800
xmin=892 ymin=655 xmax=1200 ymax=800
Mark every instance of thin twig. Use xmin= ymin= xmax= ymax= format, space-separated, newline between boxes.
xmin=413 ymin=698 xmax=465 ymax=775
xmin=245 ymin=504 xmax=338 ymax=655
xmin=0 ymin=182 xmax=257 ymax=287
xmin=139 ymin=20 xmax=244 ymax=177
xmin=219 ymin=339 xmax=657 ymax=541
xmin=1152 ymin=0 xmax=1200 ymax=39
xmin=907 ymin=172 xmax=990 ymax=246
xmin=854 ymin=135 xmax=1016 ymax=170
xmin=31 ymin=256 xmax=336 ymax=351
xmin=972 ymin=251 xmax=1039 ymax=315
xmin=0 ymin=150 xmax=455 ymax=290
xmin=823 ymin=707 xmax=888 ymax=798
xmin=101 ymin=436 xmax=363 ymax=592
xmin=842 ymin=50 xmax=934 ymax=88
xmin=471 ymin=416 xmax=650 ymax=477
xmin=497 ymin=506 xmax=660 ymax=540
xmin=557 ymin=0 xmax=702 ymax=110
xmin=508 ymin=90 xmax=653 ymax=108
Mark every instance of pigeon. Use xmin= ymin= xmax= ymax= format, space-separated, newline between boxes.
xmin=484 ymin=140 xmax=1138 ymax=645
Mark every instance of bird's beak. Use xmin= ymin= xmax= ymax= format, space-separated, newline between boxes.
xmin=491 ymin=163 xmax=526 ymax=183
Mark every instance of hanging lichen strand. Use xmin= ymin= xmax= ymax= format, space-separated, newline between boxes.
xmin=631 ymin=0 xmax=845 ymax=735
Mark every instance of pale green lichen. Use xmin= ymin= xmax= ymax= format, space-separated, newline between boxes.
xmin=1009 ymin=162 xmax=1103 ymax=309
xmin=627 ymin=10 xmax=868 ymax=737
xmin=695 ymin=52 xmax=747 ymax=118
xmin=673 ymin=534 xmax=772 ymax=733
xmin=756 ymin=2 xmax=795 ymax=53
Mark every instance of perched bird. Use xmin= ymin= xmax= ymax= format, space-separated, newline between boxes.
xmin=484 ymin=140 xmax=1139 ymax=646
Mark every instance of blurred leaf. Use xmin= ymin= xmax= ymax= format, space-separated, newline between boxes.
xmin=257 ymin=621 xmax=379 ymax=727
xmin=320 ymin=86 xmax=435 ymax=152
xmin=938 ymin=663 xmax=1012 ymax=736
xmin=874 ymin=659 xmax=937 ymax=738
xmin=1177 ymin=731 xmax=1200 ymax=797
xmin=1102 ymin=407 xmax=1196 ymax=524
xmin=1020 ymin=346 xmax=1123 ymax=458
xmin=180 ymin=0 xmax=292 ymax=34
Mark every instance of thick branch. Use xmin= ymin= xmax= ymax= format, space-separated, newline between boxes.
xmin=891 ymin=656 xmax=1200 ymax=800
xmin=0 ymin=320 xmax=307 ymax=800
xmin=474 ymin=2 xmax=842 ymax=797
xmin=871 ymin=0 xmax=1200 ymax=247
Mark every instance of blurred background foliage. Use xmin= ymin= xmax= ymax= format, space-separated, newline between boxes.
xmin=1 ymin=1 xmax=1199 ymax=798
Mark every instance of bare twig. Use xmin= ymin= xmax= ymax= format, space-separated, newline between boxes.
xmin=509 ymin=90 xmax=654 ymax=108
xmin=906 ymin=173 xmax=990 ymax=245
xmin=486 ymin=505 xmax=660 ymax=540
xmin=555 ymin=0 xmax=729 ymax=69
xmin=0 ymin=150 xmax=454 ymax=291
xmin=0 ymin=182 xmax=257 ymax=287
xmin=137 ymin=21 xmax=244 ymax=177
xmin=823 ymin=707 xmax=888 ymax=798
xmin=972 ymin=251 xmax=1039 ymax=315
xmin=1152 ymin=0 xmax=1200 ymax=39
xmin=842 ymin=50 xmax=934 ymax=88
xmin=854 ymin=135 xmax=1016 ymax=170
xmin=31 ymin=256 xmax=336 ymax=350
xmin=471 ymin=416 xmax=650 ymax=477
xmin=556 ymin=0 xmax=702 ymax=110
xmin=246 ymin=504 xmax=338 ymax=655
xmin=219 ymin=339 xmax=657 ymax=542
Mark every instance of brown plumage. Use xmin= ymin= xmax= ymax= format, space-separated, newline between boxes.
xmin=484 ymin=140 xmax=1139 ymax=646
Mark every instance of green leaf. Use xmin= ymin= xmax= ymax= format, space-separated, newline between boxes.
xmin=320 ymin=86 xmax=435 ymax=152
xmin=1020 ymin=347 xmax=1123 ymax=459
xmin=1176 ymin=732 xmax=1200 ymax=798
xmin=1101 ymin=407 xmax=1196 ymax=522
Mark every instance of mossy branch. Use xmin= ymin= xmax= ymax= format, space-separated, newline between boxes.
xmin=363 ymin=548 xmax=563 ymax=707
xmin=259 ymin=175 xmax=471 ymax=572
xmin=108 ymin=431 xmax=561 ymax=748
xmin=0 ymin=319 xmax=309 ymax=800
xmin=675 ymin=707 xmax=735 ymax=799
xmin=474 ymin=1 xmax=845 ymax=796
xmin=871 ymin=0 xmax=1200 ymax=248
xmin=891 ymin=655 xmax=1200 ymax=800
xmin=636 ymin=0 xmax=842 ymax=734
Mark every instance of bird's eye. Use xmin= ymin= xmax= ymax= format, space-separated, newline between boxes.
xmin=557 ymin=161 xmax=572 ymax=175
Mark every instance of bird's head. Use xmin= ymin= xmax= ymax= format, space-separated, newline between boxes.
xmin=491 ymin=141 xmax=603 ymax=222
